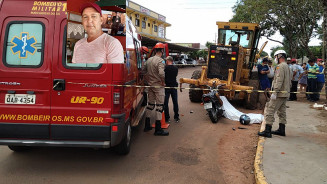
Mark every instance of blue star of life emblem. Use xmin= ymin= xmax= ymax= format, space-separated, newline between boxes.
xmin=11 ymin=32 xmax=37 ymax=58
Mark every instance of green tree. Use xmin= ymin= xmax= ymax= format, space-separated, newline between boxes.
xmin=297 ymin=46 xmax=322 ymax=59
xmin=197 ymin=49 xmax=208 ymax=61
xmin=317 ymin=25 xmax=323 ymax=40
xmin=310 ymin=46 xmax=323 ymax=58
xmin=205 ymin=41 xmax=214 ymax=50
xmin=260 ymin=51 xmax=268 ymax=57
xmin=189 ymin=50 xmax=198 ymax=60
xmin=322 ymin=0 xmax=327 ymax=100
xmin=231 ymin=0 xmax=323 ymax=58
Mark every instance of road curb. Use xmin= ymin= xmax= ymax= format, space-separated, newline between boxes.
xmin=254 ymin=120 xmax=268 ymax=184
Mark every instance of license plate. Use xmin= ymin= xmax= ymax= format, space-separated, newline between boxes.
xmin=5 ymin=94 xmax=36 ymax=104
xmin=204 ymin=102 xmax=212 ymax=109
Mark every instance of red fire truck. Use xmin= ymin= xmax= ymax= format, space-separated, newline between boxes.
xmin=0 ymin=0 xmax=145 ymax=155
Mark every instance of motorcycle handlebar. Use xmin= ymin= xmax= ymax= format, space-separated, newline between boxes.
xmin=207 ymin=83 xmax=226 ymax=90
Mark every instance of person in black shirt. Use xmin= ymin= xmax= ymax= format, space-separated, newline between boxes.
xmin=164 ymin=56 xmax=180 ymax=123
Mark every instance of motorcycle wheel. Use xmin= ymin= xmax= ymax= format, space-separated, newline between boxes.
xmin=208 ymin=108 xmax=219 ymax=123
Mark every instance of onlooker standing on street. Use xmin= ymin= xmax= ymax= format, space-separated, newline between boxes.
xmin=258 ymin=58 xmax=271 ymax=90
xmin=307 ymin=59 xmax=319 ymax=102
xmin=141 ymin=46 xmax=149 ymax=106
xmin=142 ymin=42 xmax=169 ymax=136
xmin=317 ymin=59 xmax=325 ymax=100
xmin=267 ymin=60 xmax=274 ymax=87
xmin=258 ymin=58 xmax=271 ymax=100
xmin=141 ymin=46 xmax=149 ymax=63
xmin=298 ymin=63 xmax=308 ymax=92
xmin=164 ymin=56 xmax=180 ymax=123
xmin=258 ymin=50 xmax=291 ymax=138
xmin=287 ymin=57 xmax=292 ymax=69
xmin=289 ymin=59 xmax=302 ymax=101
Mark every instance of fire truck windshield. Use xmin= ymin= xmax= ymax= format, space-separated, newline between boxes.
xmin=218 ymin=29 xmax=253 ymax=48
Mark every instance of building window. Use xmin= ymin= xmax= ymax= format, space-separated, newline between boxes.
xmin=142 ymin=21 xmax=146 ymax=29
xmin=135 ymin=19 xmax=140 ymax=27
xmin=148 ymin=23 xmax=150 ymax=27
xmin=154 ymin=25 xmax=158 ymax=32
xmin=130 ymin=16 xmax=132 ymax=21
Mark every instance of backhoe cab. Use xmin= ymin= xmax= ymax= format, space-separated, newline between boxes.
xmin=180 ymin=22 xmax=267 ymax=109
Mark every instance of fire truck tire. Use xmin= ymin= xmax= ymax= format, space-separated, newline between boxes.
xmin=8 ymin=145 xmax=30 ymax=152
xmin=189 ymin=70 xmax=203 ymax=102
xmin=245 ymin=79 xmax=259 ymax=110
xmin=114 ymin=122 xmax=131 ymax=155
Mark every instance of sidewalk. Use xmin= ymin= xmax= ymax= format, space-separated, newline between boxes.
xmin=255 ymin=100 xmax=327 ymax=184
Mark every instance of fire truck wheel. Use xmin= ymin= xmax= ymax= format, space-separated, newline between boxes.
xmin=8 ymin=145 xmax=31 ymax=152
xmin=114 ymin=122 xmax=132 ymax=155
xmin=189 ymin=70 xmax=203 ymax=102
xmin=244 ymin=79 xmax=259 ymax=110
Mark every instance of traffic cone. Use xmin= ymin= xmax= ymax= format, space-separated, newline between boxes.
xmin=151 ymin=112 xmax=170 ymax=129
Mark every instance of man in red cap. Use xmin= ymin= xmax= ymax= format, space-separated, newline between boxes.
xmin=72 ymin=2 xmax=124 ymax=64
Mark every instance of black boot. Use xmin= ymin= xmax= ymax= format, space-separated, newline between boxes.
xmin=258 ymin=124 xmax=272 ymax=138
xmin=142 ymin=92 xmax=147 ymax=106
xmin=154 ymin=120 xmax=169 ymax=136
xmin=143 ymin=117 xmax=152 ymax=132
xmin=271 ymin=123 xmax=286 ymax=136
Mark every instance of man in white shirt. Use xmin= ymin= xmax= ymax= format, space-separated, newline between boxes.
xmin=289 ymin=59 xmax=303 ymax=101
xmin=267 ymin=60 xmax=274 ymax=86
xmin=72 ymin=2 xmax=124 ymax=64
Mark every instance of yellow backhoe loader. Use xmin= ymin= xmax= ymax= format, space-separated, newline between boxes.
xmin=180 ymin=22 xmax=267 ymax=109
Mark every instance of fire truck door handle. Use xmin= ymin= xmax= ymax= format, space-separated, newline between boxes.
xmin=53 ymin=79 xmax=65 ymax=91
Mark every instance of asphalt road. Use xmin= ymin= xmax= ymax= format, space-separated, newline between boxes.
xmin=0 ymin=66 xmax=235 ymax=184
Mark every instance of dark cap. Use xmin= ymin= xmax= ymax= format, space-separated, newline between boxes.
xmin=262 ymin=58 xmax=268 ymax=63
xmin=80 ymin=2 xmax=102 ymax=16
xmin=308 ymin=59 xmax=315 ymax=63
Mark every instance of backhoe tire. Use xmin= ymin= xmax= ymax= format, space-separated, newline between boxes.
xmin=208 ymin=109 xmax=219 ymax=123
xmin=189 ymin=70 xmax=203 ymax=103
xmin=245 ymin=79 xmax=259 ymax=110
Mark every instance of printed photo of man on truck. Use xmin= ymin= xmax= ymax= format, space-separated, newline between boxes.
xmin=71 ymin=2 xmax=124 ymax=64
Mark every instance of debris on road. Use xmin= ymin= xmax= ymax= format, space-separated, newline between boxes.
xmin=312 ymin=103 xmax=326 ymax=110
xmin=221 ymin=96 xmax=263 ymax=124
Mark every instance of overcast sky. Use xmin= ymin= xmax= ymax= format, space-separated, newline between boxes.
xmin=131 ymin=0 xmax=321 ymax=56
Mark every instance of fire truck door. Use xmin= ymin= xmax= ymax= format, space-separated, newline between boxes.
xmin=50 ymin=15 xmax=113 ymax=141
xmin=0 ymin=16 xmax=53 ymax=139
